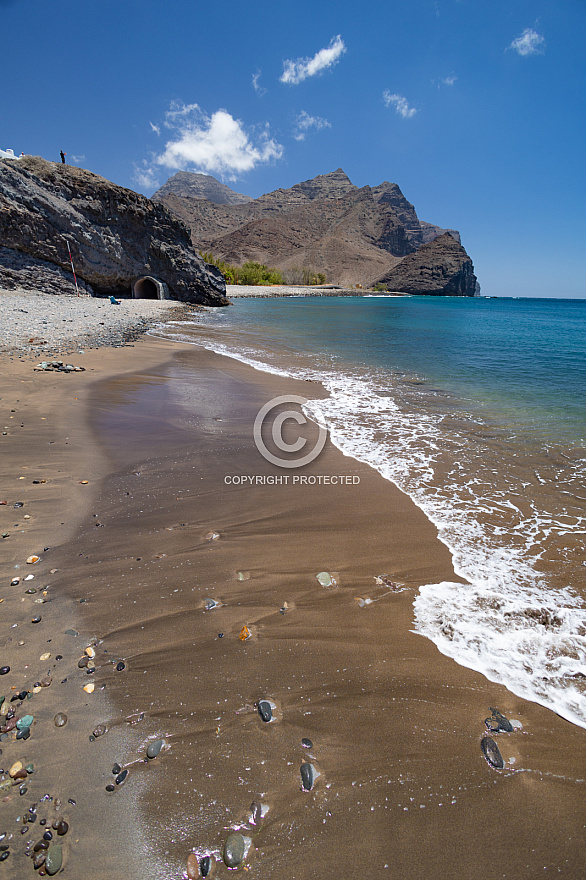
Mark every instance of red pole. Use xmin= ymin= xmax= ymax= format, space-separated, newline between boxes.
xmin=66 ymin=240 xmax=80 ymax=296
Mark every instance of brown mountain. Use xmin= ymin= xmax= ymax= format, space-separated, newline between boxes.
xmin=152 ymin=168 xmax=477 ymax=294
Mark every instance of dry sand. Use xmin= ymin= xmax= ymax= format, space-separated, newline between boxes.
xmin=0 ymin=331 xmax=584 ymax=879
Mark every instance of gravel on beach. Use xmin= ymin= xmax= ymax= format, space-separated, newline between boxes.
xmin=0 ymin=288 xmax=193 ymax=355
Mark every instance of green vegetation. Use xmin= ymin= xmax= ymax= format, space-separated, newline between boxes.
xmin=200 ymin=252 xmax=326 ymax=286
xmin=200 ymin=252 xmax=283 ymax=285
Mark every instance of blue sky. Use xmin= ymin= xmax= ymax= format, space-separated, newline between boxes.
xmin=2 ymin=0 xmax=585 ymax=297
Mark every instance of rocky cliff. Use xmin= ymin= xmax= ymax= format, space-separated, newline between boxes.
xmin=0 ymin=157 xmax=228 ymax=304
xmin=153 ymin=169 xmax=477 ymax=292
xmin=374 ymin=233 xmax=478 ymax=296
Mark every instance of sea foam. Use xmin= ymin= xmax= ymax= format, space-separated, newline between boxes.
xmin=153 ymin=322 xmax=586 ymax=729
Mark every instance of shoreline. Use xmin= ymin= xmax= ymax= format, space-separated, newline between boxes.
xmin=0 ymin=312 xmax=584 ymax=876
xmin=226 ymin=284 xmax=410 ymax=298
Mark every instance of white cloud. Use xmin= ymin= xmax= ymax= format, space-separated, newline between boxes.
xmin=280 ymin=35 xmax=346 ymax=85
xmin=149 ymin=122 xmax=161 ymax=135
xmin=293 ymin=111 xmax=331 ymax=141
xmin=252 ymin=71 xmax=267 ymax=96
xmin=441 ymin=75 xmax=457 ymax=86
xmin=509 ymin=27 xmax=545 ymax=56
xmin=152 ymin=102 xmax=283 ymax=178
xmin=383 ymin=91 xmax=417 ymax=118
xmin=133 ymin=160 xmax=160 ymax=191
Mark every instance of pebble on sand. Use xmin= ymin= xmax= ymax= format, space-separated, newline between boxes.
xmin=257 ymin=700 xmax=275 ymax=723
xmin=53 ymin=713 xmax=67 ymax=727
xmin=481 ymin=736 xmax=505 ymax=769
xmin=26 ymin=556 xmax=40 ymax=565
xmin=300 ymin=762 xmax=319 ymax=791
xmin=83 ymin=683 xmax=95 ymax=694
xmin=485 ymin=707 xmax=514 ymax=733
xmin=223 ymin=832 xmax=251 ymax=868
xmin=45 ymin=843 xmax=63 ymax=875
xmin=316 ymin=571 xmax=338 ymax=588
xmin=9 ymin=760 xmax=23 ymax=778
xmin=146 ymin=738 xmax=164 ymax=759
xmin=239 ymin=625 xmax=251 ymax=641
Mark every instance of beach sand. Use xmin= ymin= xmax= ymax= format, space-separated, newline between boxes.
xmin=0 ymin=333 xmax=584 ymax=879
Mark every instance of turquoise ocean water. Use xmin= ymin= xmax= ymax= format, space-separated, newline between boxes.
xmin=157 ymin=295 xmax=586 ymax=728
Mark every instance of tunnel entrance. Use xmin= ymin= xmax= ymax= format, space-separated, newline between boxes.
xmin=133 ymin=276 xmax=160 ymax=299
xmin=132 ymin=276 xmax=171 ymax=300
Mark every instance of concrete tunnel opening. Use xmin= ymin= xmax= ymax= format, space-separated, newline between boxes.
xmin=132 ymin=276 xmax=170 ymax=300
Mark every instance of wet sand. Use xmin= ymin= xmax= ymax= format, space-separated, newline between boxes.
xmin=1 ymin=337 xmax=584 ymax=879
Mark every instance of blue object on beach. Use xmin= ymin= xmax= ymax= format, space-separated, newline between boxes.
xmin=109 ymin=295 xmax=120 ymax=304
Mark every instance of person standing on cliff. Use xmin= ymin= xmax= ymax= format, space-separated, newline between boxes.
xmin=60 ymin=150 xmax=66 ymax=164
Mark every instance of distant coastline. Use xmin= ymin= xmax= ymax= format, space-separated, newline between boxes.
xmin=226 ymin=284 xmax=411 ymax=298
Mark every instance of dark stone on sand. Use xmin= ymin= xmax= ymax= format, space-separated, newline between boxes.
xmin=54 ymin=820 xmax=68 ymax=837
xmin=300 ymin=762 xmax=317 ymax=791
xmin=115 ymin=661 xmax=126 ymax=671
xmin=43 ymin=831 xmax=52 ymax=840
xmin=146 ymin=739 xmax=163 ymax=759
xmin=301 ymin=737 xmax=313 ymax=749
xmin=14 ymin=502 xmax=23 ymax=509
xmin=53 ymin=713 xmax=67 ymax=728
xmin=223 ymin=832 xmax=246 ymax=868
xmin=115 ymin=769 xmax=128 ymax=786
xmin=257 ymin=700 xmax=273 ymax=723
xmin=0 ymin=667 xmax=10 ymax=675
xmin=0 ymin=850 xmax=9 ymax=861
xmin=200 ymin=854 xmax=212 ymax=877
xmin=31 ymin=616 xmax=42 ymax=624
xmin=77 ymin=656 xmax=89 ymax=669
xmin=34 ymin=839 xmax=49 ymax=852
xmin=33 ymin=852 xmax=46 ymax=869
xmin=17 ymin=728 xmax=31 ymax=740
xmin=481 ymin=736 xmax=504 ymax=769
xmin=45 ymin=843 xmax=62 ymax=875
xmin=105 ymin=784 xmax=115 ymax=792
xmin=93 ymin=724 xmax=107 ymax=738
xmin=112 ymin=762 xmax=121 ymax=775
xmin=486 ymin=707 xmax=514 ymax=733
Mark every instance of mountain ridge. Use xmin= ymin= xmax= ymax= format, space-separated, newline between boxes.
xmin=152 ymin=169 xmax=474 ymax=293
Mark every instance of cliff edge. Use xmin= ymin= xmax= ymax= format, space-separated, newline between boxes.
xmin=0 ymin=157 xmax=228 ymax=304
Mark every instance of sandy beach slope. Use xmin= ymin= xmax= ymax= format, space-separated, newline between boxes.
xmin=0 ymin=324 xmax=584 ymax=879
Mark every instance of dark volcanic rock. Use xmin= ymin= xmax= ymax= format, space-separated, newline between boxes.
xmin=374 ymin=233 xmax=478 ymax=296
xmin=0 ymin=156 xmax=228 ymax=304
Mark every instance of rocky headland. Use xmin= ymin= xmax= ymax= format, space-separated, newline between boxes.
xmin=374 ymin=233 xmax=480 ymax=296
xmin=0 ymin=157 xmax=228 ymax=305
xmin=153 ymin=168 xmax=479 ymax=295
